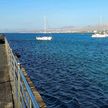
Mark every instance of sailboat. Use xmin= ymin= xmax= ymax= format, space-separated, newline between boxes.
xmin=36 ymin=17 xmax=52 ymax=40
xmin=92 ymin=31 xmax=108 ymax=38
xmin=91 ymin=16 xmax=108 ymax=38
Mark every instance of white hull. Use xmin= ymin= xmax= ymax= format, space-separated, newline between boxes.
xmin=92 ymin=34 xmax=108 ymax=38
xmin=36 ymin=36 xmax=52 ymax=40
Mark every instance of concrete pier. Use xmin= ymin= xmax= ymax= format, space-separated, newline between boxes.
xmin=0 ymin=42 xmax=13 ymax=107
xmin=0 ymin=35 xmax=46 ymax=108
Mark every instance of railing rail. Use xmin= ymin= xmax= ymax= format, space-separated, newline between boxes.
xmin=5 ymin=37 xmax=40 ymax=108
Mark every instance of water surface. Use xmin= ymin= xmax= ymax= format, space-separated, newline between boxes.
xmin=6 ymin=33 xmax=108 ymax=108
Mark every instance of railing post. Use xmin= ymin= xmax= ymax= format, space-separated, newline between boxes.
xmin=18 ymin=66 xmax=21 ymax=108
xmin=29 ymin=98 xmax=32 ymax=108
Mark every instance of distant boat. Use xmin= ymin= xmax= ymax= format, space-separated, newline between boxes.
xmin=92 ymin=31 xmax=108 ymax=38
xmin=92 ymin=16 xmax=108 ymax=38
xmin=92 ymin=34 xmax=108 ymax=38
xmin=36 ymin=36 xmax=52 ymax=40
xmin=36 ymin=17 xmax=52 ymax=41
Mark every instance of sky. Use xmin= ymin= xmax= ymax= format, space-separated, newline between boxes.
xmin=0 ymin=0 xmax=108 ymax=32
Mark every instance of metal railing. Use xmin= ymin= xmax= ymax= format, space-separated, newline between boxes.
xmin=5 ymin=38 xmax=40 ymax=108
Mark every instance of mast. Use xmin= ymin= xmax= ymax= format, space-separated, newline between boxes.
xmin=44 ymin=16 xmax=47 ymax=33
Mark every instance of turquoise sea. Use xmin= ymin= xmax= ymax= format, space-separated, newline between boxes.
xmin=6 ymin=33 xmax=108 ymax=108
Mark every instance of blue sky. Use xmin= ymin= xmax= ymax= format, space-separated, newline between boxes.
xmin=0 ymin=0 xmax=108 ymax=32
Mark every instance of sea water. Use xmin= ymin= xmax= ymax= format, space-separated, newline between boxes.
xmin=6 ymin=33 xmax=108 ymax=108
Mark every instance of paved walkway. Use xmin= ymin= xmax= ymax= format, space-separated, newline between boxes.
xmin=0 ymin=44 xmax=13 ymax=108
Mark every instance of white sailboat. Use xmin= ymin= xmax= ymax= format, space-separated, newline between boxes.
xmin=36 ymin=17 xmax=52 ymax=40
xmin=92 ymin=31 xmax=108 ymax=38
xmin=91 ymin=16 xmax=108 ymax=38
xmin=92 ymin=33 xmax=108 ymax=38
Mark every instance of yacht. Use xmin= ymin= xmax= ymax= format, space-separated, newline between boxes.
xmin=92 ymin=31 xmax=108 ymax=38
xmin=36 ymin=17 xmax=52 ymax=41
xmin=92 ymin=33 xmax=108 ymax=38
xmin=36 ymin=36 xmax=52 ymax=40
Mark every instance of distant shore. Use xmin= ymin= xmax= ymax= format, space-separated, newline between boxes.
xmin=2 ymin=31 xmax=93 ymax=34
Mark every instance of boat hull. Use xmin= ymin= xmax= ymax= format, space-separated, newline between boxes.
xmin=36 ymin=36 xmax=52 ymax=40
xmin=92 ymin=34 xmax=108 ymax=38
